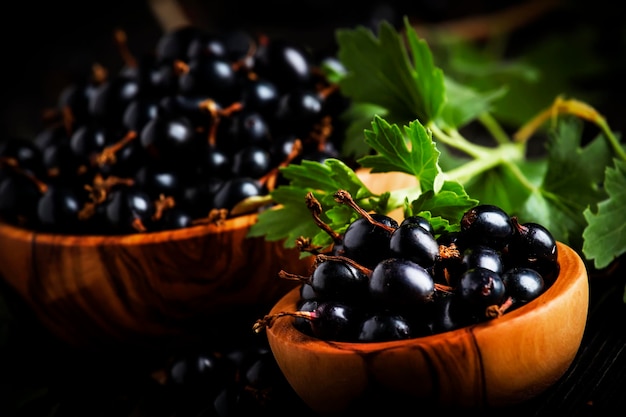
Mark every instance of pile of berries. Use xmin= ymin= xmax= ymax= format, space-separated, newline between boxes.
xmin=0 ymin=25 xmax=349 ymax=235
xmin=160 ymin=337 xmax=315 ymax=417
xmin=255 ymin=190 xmax=560 ymax=342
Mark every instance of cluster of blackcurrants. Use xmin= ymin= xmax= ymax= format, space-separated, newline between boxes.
xmin=0 ymin=26 xmax=349 ymax=235
xmin=256 ymin=191 xmax=560 ymax=343
xmin=161 ymin=338 xmax=315 ymax=417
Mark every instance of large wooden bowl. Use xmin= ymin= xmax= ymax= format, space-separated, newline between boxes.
xmin=265 ymin=242 xmax=589 ymax=414
xmin=0 ymin=213 xmax=314 ymax=352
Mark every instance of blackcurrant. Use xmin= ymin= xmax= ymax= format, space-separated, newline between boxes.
xmin=461 ymin=204 xmax=515 ymax=250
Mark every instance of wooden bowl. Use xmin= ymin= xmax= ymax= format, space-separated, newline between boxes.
xmin=0 ymin=213 xmax=314 ymax=351
xmin=265 ymin=242 xmax=589 ymax=414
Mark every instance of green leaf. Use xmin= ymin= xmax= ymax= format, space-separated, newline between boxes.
xmin=403 ymin=19 xmax=447 ymax=122
xmin=279 ymin=159 xmax=336 ymax=189
xmin=437 ymin=77 xmax=508 ymax=129
xmin=464 ymin=160 xmax=544 ymax=216
xmin=336 ymin=18 xmax=445 ymax=125
xmin=249 ymin=115 xmax=475 ymax=253
xmin=518 ymin=117 xmax=613 ymax=250
xmin=428 ymin=28 xmax=606 ymax=127
xmin=358 ymin=115 xmax=441 ymax=192
xmin=340 ymin=102 xmax=387 ymax=158
xmin=324 ymin=159 xmax=371 ymax=198
xmin=409 ymin=181 xmax=477 ymax=225
xmin=582 ymin=159 xmax=626 ymax=269
xmin=247 ymin=158 xmax=371 ymax=248
xmin=247 ymin=186 xmax=320 ymax=248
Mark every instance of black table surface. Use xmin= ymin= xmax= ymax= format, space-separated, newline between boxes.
xmin=1 ymin=257 xmax=625 ymax=417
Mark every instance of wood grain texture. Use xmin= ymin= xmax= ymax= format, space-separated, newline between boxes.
xmin=266 ymin=242 xmax=589 ymax=414
xmin=0 ymin=214 xmax=315 ymax=349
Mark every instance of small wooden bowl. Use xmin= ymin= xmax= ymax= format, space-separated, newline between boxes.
xmin=0 ymin=213 xmax=313 ymax=351
xmin=265 ymin=242 xmax=589 ymax=414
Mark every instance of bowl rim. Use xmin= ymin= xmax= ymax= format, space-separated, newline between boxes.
xmin=266 ymin=241 xmax=587 ymax=349
xmin=0 ymin=212 xmax=259 ymax=247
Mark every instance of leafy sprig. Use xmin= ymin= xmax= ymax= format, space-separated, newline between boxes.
xmin=247 ymin=116 xmax=476 ymax=253
xmin=250 ymin=17 xmax=626 ymax=281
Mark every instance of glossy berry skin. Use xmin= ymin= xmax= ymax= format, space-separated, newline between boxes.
xmin=104 ymin=187 xmax=156 ymax=233
xmin=43 ymin=142 xmax=84 ymax=179
xmin=428 ymin=292 xmax=473 ymax=334
xmin=437 ymin=230 xmax=467 ymax=253
xmin=273 ymin=89 xmax=324 ymax=137
xmin=57 ymin=82 xmax=99 ymax=127
xmin=186 ymin=31 xmax=228 ymax=60
xmin=157 ymin=207 xmax=194 ymax=230
xmin=135 ymin=165 xmax=184 ymax=200
xmin=196 ymin=146 xmax=231 ymax=180
xmin=0 ymin=137 xmax=47 ymax=178
xmin=400 ymin=215 xmax=435 ymax=235
xmin=155 ymin=25 xmax=202 ymax=64
xmin=167 ymin=351 xmax=227 ymax=391
xmin=294 ymin=298 xmax=318 ymax=334
xmin=389 ymin=222 xmax=440 ymax=267
xmin=89 ymin=75 xmax=139 ymax=128
xmin=122 ymin=97 xmax=160 ymax=132
xmin=341 ymin=214 xmax=398 ymax=269
xmin=180 ymin=178 xmax=224 ymax=218
xmin=369 ymin=258 xmax=435 ymax=308
xmin=461 ymin=244 xmax=503 ymax=274
xmin=212 ymin=177 xmax=263 ymax=211
xmin=37 ymin=185 xmax=85 ymax=233
xmin=253 ymin=39 xmax=314 ymax=92
xmin=357 ymin=311 xmax=413 ymax=342
xmin=306 ymin=301 xmax=359 ymax=342
xmin=457 ymin=267 xmax=506 ymax=314
xmin=308 ymin=258 xmax=369 ymax=302
xmin=299 ymin=283 xmax=317 ymax=301
xmin=69 ymin=124 xmax=109 ymax=163
xmin=502 ymin=267 xmax=545 ymax=307
xmin=0 ymin=174 xmax=43 ymax=225
xmin=232 ymin=146 xmax=272 ymax=179
xmin=461 ymin=204 xmax=515 ymax=250
xmin=139 ymin=113 xmax=199 ymax=163
xmin=240 ymin=78 xmax=280 ymax=117
xmin=157 ymin=94 xmax=212 ymax=126
xmin=507 ymin=221 xmax=558 ymax=272
xmin=178 ymin=56 xmax=239 ymax=104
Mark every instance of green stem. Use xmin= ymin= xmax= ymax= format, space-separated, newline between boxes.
xmin=478 ymin=112 xmax=511 ymax=145
xmin=443 ymin=142 xmax=526 ymax=185
xmin=444 ymin=155 xmax=499 ymax=184
xmin=428 ymin=123 xmax=491 ymax=159
xmin=500 ymin=159 xmax=539 ymax=193
xmin=597 ymin=118 xmax=626 ymax=162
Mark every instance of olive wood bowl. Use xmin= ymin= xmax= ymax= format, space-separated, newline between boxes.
xmin=265 ymin=241 xmax=588 ymax=414
xmin=0 ymin=213 xmax=314 ymax=351
xmin=0 ymin=169 xmax=404 ymax=352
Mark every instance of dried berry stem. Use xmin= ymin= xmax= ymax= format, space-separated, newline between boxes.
xmin=113 ymin=28 xmax=138 ymax=69
xmin=260 ymin=138 xmax=302 ymax=192
xmin=295 ymin=236 xmax=327 ymax=255
xmin=191 ymin=208 xmax=228 ymax=226
xmin=333 ymin=189 xmax=396 ymax=233
xmin=94 ymin=130 xmax=138 ymax=166
xmin=152 ymin=194 xmax=176 ymax=221
xmin=253 ymin=311 xmax=315 ymax=333
xmin=278 ymin=270 xmax=309 ymax=283
xmin=305 ymin=192 xmax=342 ymax=244
xmin=0 ymin=157 xmax=48 ymax=193
xmin=315 ymin=253 xmax=372 ymax=276
xmin=200 ymin=99 xmax=243 ymax=147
